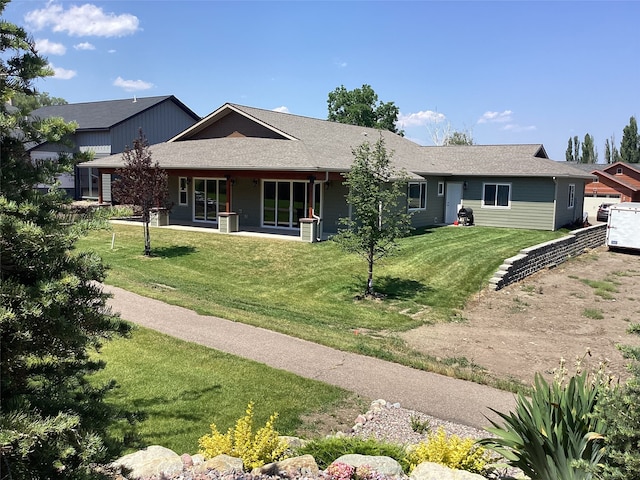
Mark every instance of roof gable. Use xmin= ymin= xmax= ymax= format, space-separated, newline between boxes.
xmin=31 ymin=95 xmax=199 ymax=130
xmin=170 ymin=103 xmax=296 ymax=142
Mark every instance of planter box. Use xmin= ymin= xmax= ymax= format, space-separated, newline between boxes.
xmin=150 ymin=208 xmax=169 ymax=227
xmin=219 ymin=212 xmax=239 ymax=233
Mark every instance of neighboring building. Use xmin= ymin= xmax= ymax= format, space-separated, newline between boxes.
xmin=29 ymin=95 xmax=200 ymax=199
xmin=81 ymin=103 xmax=592 ymax=239
xmin=571 ymin=162 xmax=640 ymax=222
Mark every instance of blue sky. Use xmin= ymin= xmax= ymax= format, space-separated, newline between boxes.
xmin=4 ymin=0 xmax=639 ymax=161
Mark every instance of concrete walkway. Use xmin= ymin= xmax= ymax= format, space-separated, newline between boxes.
xmin=105 ymin=285 xmax=517 ymax=430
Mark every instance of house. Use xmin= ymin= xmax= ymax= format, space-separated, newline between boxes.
xmin=580 ymin=162 xmax=640 ymax=221
xmin=29 ymin=95 xmax=200 ymax=199
xmin=80 ymin=103 xmax=592 ymax=240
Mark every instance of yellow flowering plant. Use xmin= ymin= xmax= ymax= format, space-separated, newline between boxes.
xmin=198 ymin=402 xmax=289 ymax=469
xmin=405 ymin=427 xmax=490 ymax=475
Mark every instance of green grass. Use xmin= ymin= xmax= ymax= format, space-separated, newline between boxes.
xmin=579 ymin=278 xmax=619 ymax=299
xmin=582 ymin=308 xmax=604 ymax=320
xmin=90 ymin=326 xmax=359 ymax=455
xmin=78 ymin=224 xmax=562 ymax=386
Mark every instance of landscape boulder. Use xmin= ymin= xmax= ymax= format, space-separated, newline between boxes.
xmin=252 ymin=454 xmax=319 ymax=477
xmin=410 ymin=461 xmax=487 ymax=480
xmin=197 ymin=453 xmax=244 ymax=474
xmin=111 ymin=445 xmax=183 ymax=479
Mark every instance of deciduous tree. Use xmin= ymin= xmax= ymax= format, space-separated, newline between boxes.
xmin=444 ymin=129 xmax=474 ymax=146
xmin=605 ymin=135 xmax=621 ymax=164
xmin=332 ymin=136 xmax=412 ymax=296
xmin=327 ymin=84 xmax=403 ymax=135
xmin=0 ymin=1 xmax=131 ymax=476
xmin=581 ymin=133 xmax=598 ymax=164
xmin=112 ymin=129 xmax=170 ymax=256
xmin=620 ymin=116 xmax=640 ymax=163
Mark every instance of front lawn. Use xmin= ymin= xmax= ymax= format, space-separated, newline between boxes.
xmin=79 ymin=224 xmax=562 ymax=384
xmin=91 ymin=326 xmax=361 ymax=455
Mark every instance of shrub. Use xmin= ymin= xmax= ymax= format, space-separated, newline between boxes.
xmin=295 ymin=436 xmax=406 ymax=470
xmin=594 ymin=323 xmax=640 ymax=480
xmin=326 ymin=462 xmax=386 ymax=480
xmin=479 ymin=370 xmax=610 ymax=480
xmin=405 ymin=427 xmax=491 ymax=474
xmin=198 ymin=402 xmax=288 ymax=469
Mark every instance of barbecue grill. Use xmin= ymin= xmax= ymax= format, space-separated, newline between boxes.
xmin=457 ymin=207 xmax=474 ymax=226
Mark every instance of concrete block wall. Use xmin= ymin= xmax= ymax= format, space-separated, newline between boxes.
xmin=489 ymin=224 xmax=607 ymax=290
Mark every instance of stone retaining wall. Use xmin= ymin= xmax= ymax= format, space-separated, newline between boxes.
xmin=489 ymin=224 xmax=607 ymax=290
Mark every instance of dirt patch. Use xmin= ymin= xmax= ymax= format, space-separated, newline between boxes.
xmin=400 ymin=246 xmax=640 ymax=386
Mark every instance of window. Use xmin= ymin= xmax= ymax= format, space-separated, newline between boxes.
xmin=616 ymin=167 xmax=623 ymax=175
xmin=568 ymin=184 xmax=575 ymax=209
xmin=437 ymin=181 xmax=445 ymax=196
xmin=179 ymin=177 xmax=188 ymax=205
xmin=483 ymin=183 xmax=511 ymax=208
xmin=408 ymin=182 xmax=427 ymax=210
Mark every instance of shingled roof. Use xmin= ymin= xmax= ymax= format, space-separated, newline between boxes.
xmin=31 ymin=95 xmax=199 ymax=130
xmin=82 ymin=102 xmax=592 ymax=180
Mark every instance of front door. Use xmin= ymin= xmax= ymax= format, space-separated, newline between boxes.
xmin=445 ymin=182 xmax=463 ymax=224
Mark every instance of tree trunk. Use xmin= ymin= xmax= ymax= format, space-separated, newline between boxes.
xmin=365 ymin=250 xmax=374 ymax=296
xmin=143 ymin=220 xmax=151 ymax=256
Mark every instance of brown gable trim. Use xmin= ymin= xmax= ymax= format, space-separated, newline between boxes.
xmin=169 ymin=103 xmax=297 ymax=143
xmin=594 ymin=170 xmax=639 ymax=192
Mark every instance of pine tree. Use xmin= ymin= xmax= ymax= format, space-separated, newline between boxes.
xmin=0 ymin=1 xmax=131 ymax=477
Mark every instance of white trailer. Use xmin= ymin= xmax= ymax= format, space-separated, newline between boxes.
xmin=606 ymin=202 xmax=640 ymax=251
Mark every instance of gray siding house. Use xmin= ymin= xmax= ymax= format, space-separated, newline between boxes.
xmin=81 ymin=103 xmax=591 ymax=238
xmin=29 ymin=95 xmax=200 ymax=199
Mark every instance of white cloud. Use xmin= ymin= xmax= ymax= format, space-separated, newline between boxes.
xmin=49 ymin=63 xmax=76 ymax=79
xmin=398 ymin=110 xmax=446 ymax=128
xmin=25 ymin=3 xmax=139 ymax=37
xmin=502 ymin=124 xmax=537 ymax=132
xmin=477 ymin=110 xmax=513 ymax=124
xmin=74 ymin=42 xmax=96 ymax=51
xmin=108 ymin=49 xmax=116 ymax=54
xmin=35 ymin=38 xmax=66 ymax=55
xmin=272 ymin=106 xmax=290 ymax=113
xmin=113 ymin=76 xmax=153 ymax=91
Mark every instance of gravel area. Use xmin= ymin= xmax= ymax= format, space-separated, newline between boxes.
xmin=347 ymin=399 xmax=492 ymax=445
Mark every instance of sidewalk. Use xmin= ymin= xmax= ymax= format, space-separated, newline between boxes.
xmin=105 ymin=285 xmax=516 ymax=430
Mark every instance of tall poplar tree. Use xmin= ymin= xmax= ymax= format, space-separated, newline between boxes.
xmin=581 ymin=133 xmax=598 ymax=164
xmin=620 ymin=116 xmax=640 ymax=163
xmin=0 ymin=1 xmax=131 ymax=477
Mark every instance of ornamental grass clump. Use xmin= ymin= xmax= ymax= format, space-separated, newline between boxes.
xmin=478 ymin=369 xmax=611 ymax=480
xmin=404 ymin=427 xmax=491 ymax=475
xmin=198 ymin=402 xmax=288 ymax=469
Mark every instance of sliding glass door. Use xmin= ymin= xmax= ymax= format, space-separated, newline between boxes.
xmin=193 ymin=178 xmax=227 ymax=222
xmin=263 ymin=180 xmax=321 ymax=228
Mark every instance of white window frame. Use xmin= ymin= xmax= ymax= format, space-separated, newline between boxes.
xmin=482 ymin=182 xmax=511 ymax=208
xmin=616 ymin=167 xmax=623 ymax=175
xmin=568 ymin=184 xmax=575 ymax=209
xmin=179 ymin=177 xmax=188 ymax=206
xmin=407 ymin=182 xmax=427 ymax=211
xmin=437 ymin=181 xmax=445 ymax=197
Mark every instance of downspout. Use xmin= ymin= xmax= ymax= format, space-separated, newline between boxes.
xmin=98 ymin=168 xmax=103 ymax=204
xmin=552 ymin=176 xmax=557 ymax=230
